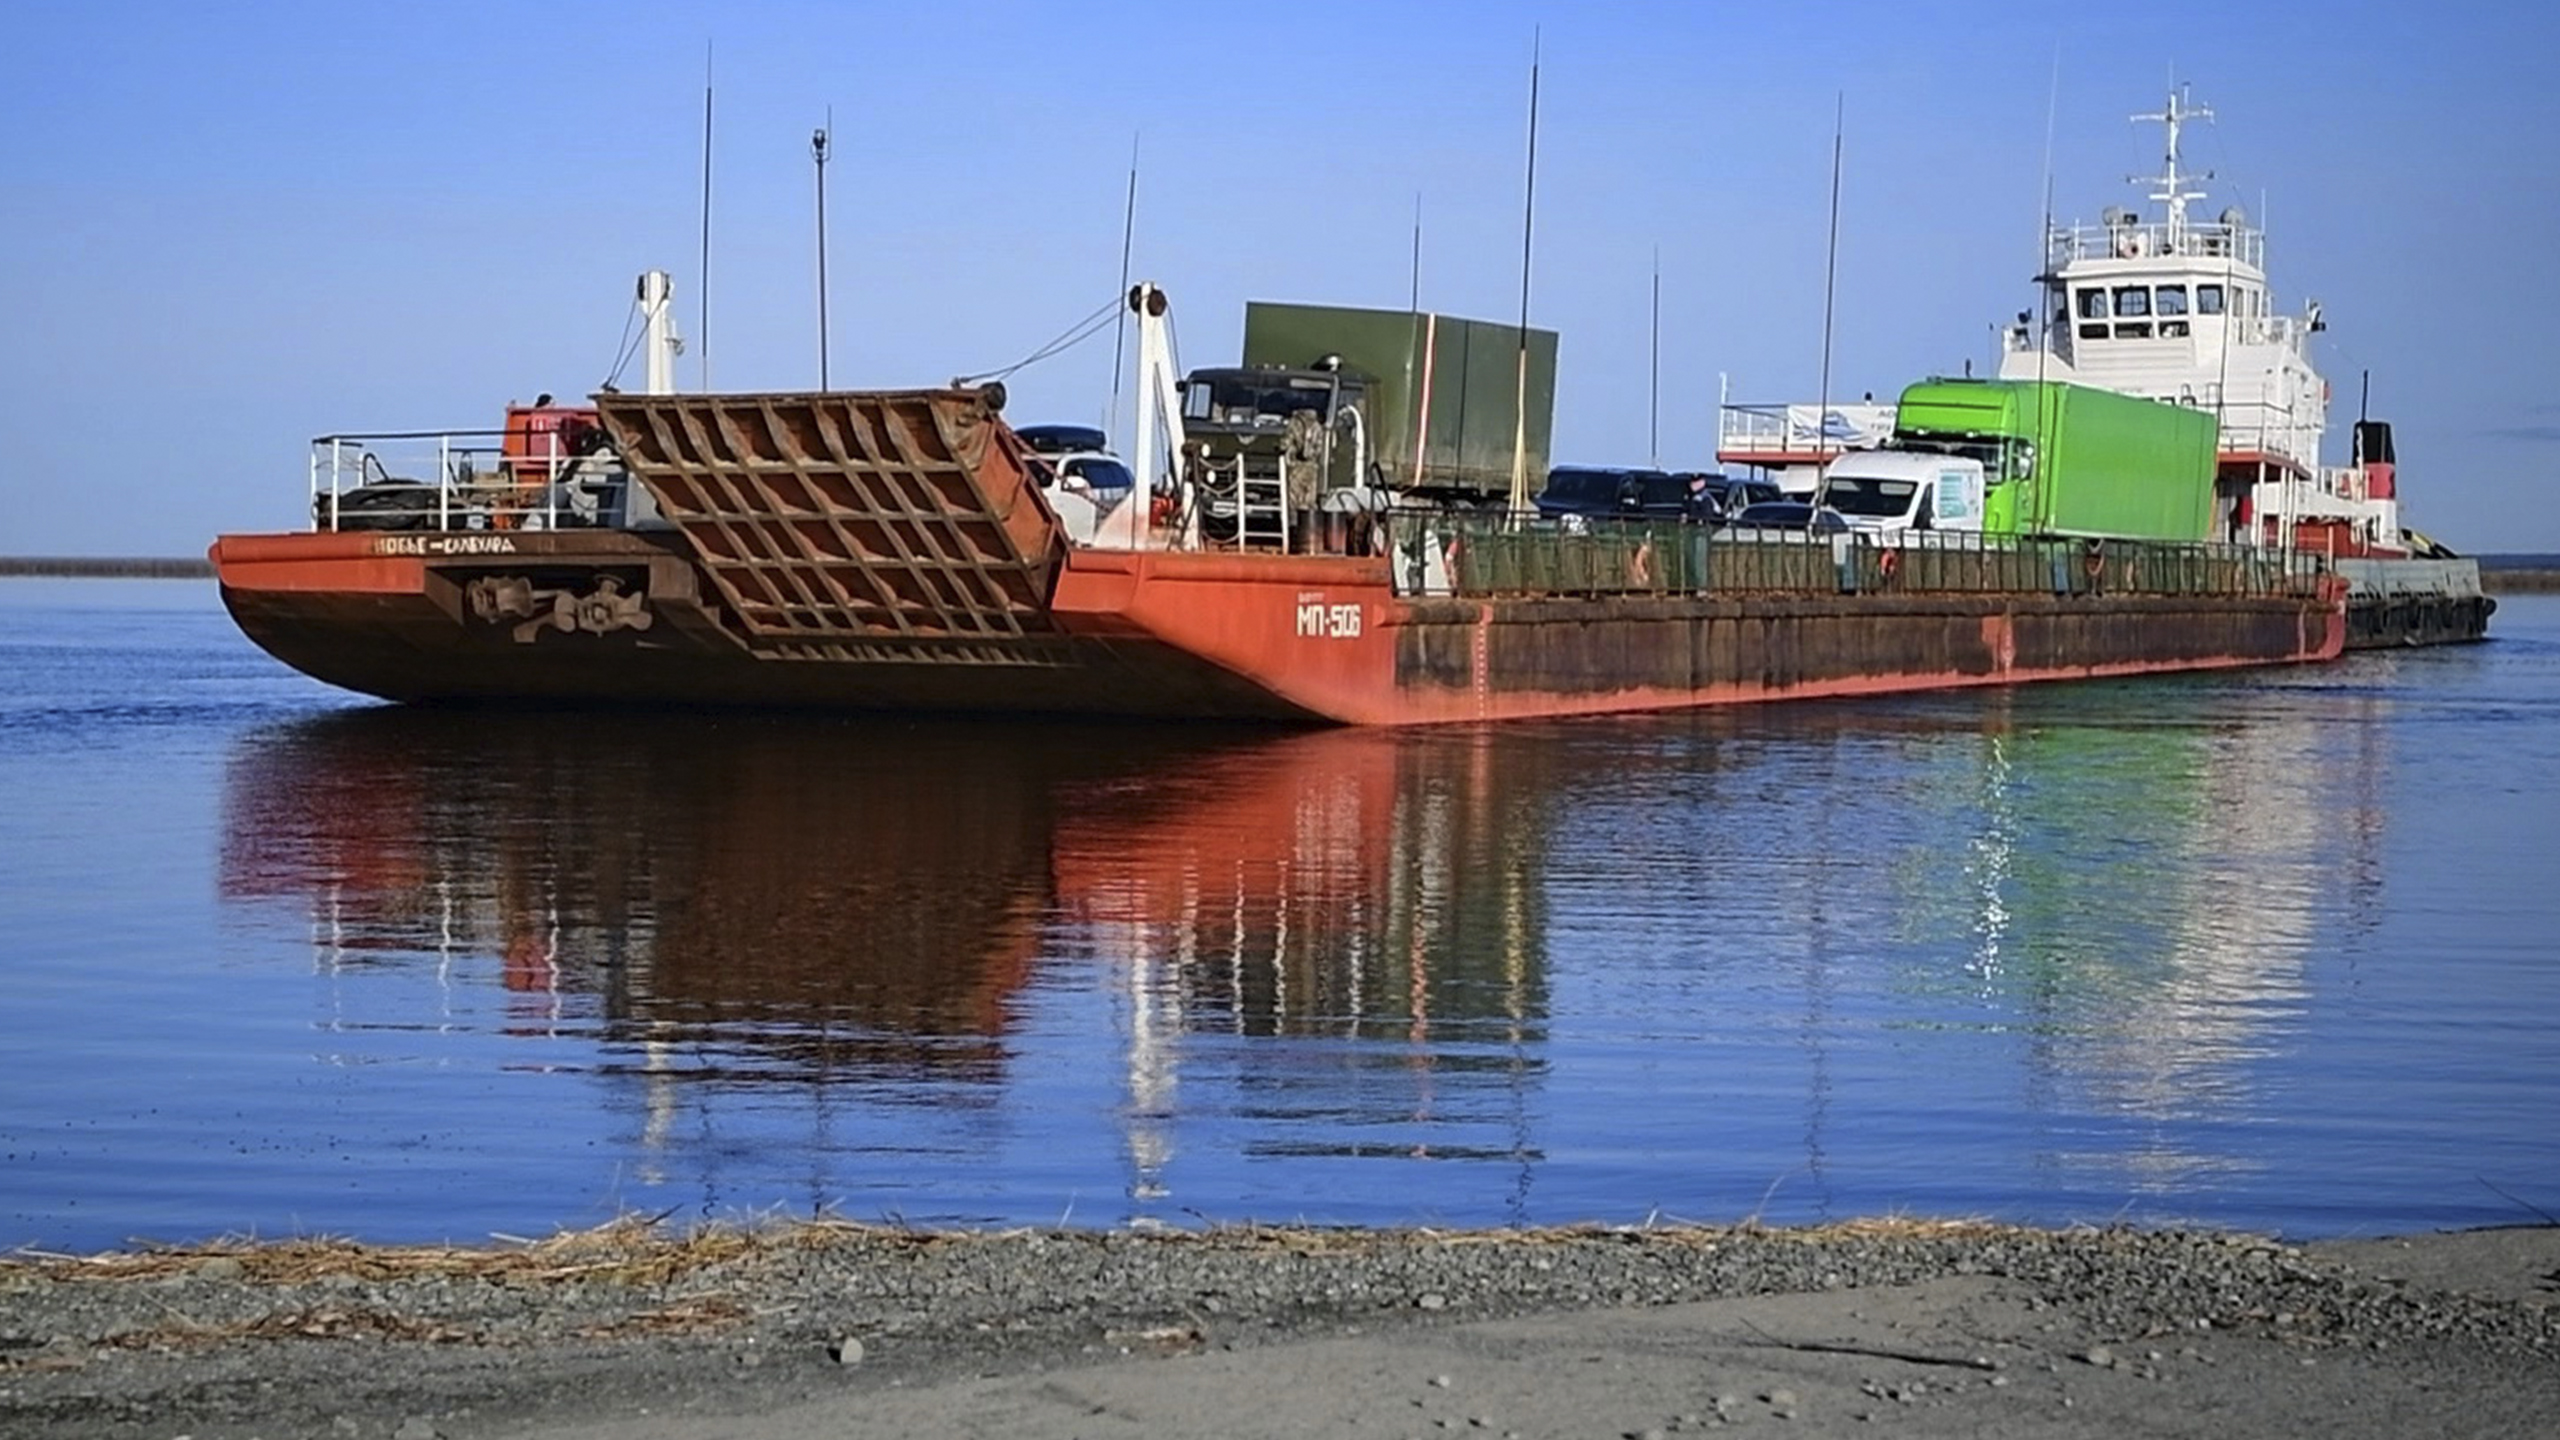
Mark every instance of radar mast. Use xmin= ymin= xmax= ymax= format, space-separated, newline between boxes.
xmin=2132 ymin=89 xmax=2214 ymax=252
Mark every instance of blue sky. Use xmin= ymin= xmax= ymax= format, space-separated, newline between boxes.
xmin=4 ymin=0 xmax=2554 ymax=555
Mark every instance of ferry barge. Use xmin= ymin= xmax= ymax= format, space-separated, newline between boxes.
xmin=212 ymin=284 xmax=2343 ymax=725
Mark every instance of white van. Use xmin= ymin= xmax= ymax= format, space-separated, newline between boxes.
xmin=1816 ymin=450 xmax=1987 ymax=536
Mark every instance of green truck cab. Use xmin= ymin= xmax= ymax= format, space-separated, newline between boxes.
xmin=1181 ymin=302 xmax=1559 ymax=506
xmin=1883 ymin=379 xmax=2218 ymax=542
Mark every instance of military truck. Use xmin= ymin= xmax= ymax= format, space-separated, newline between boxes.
xmin=1177 ymin=302 xmax=1558 ymax=545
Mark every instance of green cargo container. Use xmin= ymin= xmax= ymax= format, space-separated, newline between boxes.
xmin=1240 ymin=302 xmax=1558 ymax=499
xmin=1893 ymin=379 xmax=2217 ymax=542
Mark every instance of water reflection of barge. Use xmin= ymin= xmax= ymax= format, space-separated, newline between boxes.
xmin=219 ymin=712 xmax=1553 ymax=1078
xmin=217 ymin=687 xmax=2373 ymax=1223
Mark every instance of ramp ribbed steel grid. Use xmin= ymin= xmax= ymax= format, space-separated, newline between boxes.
xmin=598 ymin=390 xmax=1064 ymax=645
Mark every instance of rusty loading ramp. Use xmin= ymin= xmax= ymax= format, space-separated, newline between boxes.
xmin=597 ymin=389 xmax=1071 ymax=655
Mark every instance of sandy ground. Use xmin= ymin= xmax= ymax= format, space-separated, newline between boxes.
xmin=509 ymin=1229 xmax=2560 ymax=1440
xmin=5 ymin=1225 xmax=2554 ymax=1440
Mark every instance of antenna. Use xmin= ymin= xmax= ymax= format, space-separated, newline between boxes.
xmin=2036 ymin=42 xmax=2059 ymax=239
xmin=1506 ymin=29 xmax=1542 ymax=515
xmin=1110 ymin=133 xmax=1139 ymax=450
xmin=2032 ymin=42 xmax=2057 ymax=529
xmin=698 ymin=41 xmax=713 ymax=391
xmin=2035 ymin=38 xmax=2059 ymax=319
xmin=1649 ymin=245 xmax=1661 ymax=469
xmin=1407 ymin=191 xmax=1427 ymax=492
xmin=812 ymin=113 xmax=831 ymax=391
xmin=1810 ymin=94 xmax=1844 ymax=518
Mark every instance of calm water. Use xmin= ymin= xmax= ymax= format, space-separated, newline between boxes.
xmin=4 ymin=578 xmax=2556 ymax=1250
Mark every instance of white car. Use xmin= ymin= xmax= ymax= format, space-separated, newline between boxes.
xmin=1813 ymin=449 xmax=1987 ymax=536
xmin=1040 ymin=451 xmax=1135 ymax=502
xmin=1016 ymin=424 xmax=1134 ymax=500
xmin=1016 ymin=425 xmax=1140 ymax=544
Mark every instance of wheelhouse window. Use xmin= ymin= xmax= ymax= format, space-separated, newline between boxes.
xmin=2196 ymin=284 xmax=2226 ymax=315
xmin=2112 ymin=286 xmax=2152 ymax=317
xmin=2155 ymin=286 xmax=2189 ymax=316
xmin=2075 ymin=288 xmax=2109 ymax=339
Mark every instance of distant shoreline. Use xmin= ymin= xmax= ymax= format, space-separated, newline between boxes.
xmin=0 ymin=557 xmax=214 ymax=579
xmin=6 ymin=554 xmax=2559 ymax=592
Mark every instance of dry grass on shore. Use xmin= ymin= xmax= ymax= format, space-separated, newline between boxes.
xmin=5 ymin=1213 xmax=2051 ymax=1291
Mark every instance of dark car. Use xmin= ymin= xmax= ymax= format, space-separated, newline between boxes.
xmin=1015 ymin=423 xmax=1110 ymax=456
xmin=1536 ymin=466 xmax=1726 ymax=524
xmin=1729 ymin=500 xmax=1851 ymax=534
xmin=1700 ymin=475 xmax=1784 ymax=511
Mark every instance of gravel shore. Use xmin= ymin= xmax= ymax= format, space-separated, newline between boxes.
xmin=5 ymin=1220 xmax=2554 ymax=1439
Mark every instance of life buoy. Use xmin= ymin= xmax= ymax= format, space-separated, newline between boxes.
xmin=2082 ymin=542 xmax=2106 ymax=582
xmin=1629 ymin=539 xmax=1654 ymax=588
xmin=1878 ymin=547 xmax=1901 ymax=582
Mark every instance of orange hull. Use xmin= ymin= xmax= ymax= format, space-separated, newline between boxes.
xmin=211 ymin=527 xmax=2345 ymax=726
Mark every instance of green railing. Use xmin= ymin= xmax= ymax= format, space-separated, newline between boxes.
xmin=1380 ymin=514 xmax=2326 ymax=601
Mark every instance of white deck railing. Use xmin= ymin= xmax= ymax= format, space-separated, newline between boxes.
xmin=1715 ymin=401 xmax=1899 ymax=459
xmin=307 ymin=428 xmax=598 ymax=533
xmin=2049 ymin=220 xmax=2264 ymax=270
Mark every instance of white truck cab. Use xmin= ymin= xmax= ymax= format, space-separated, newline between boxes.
xmin=1816 ymin=449 xmax=1987 ymax=536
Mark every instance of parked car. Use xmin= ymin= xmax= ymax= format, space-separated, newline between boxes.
xmin=1016 ymin=424 xmax=1136 ymax=503
xmin=1700 ymin=475 xmax=1785 ymax=512
xmin=1728 ymin=500 xmax=1851 ymax=534
xmin=1016 ymin=423 xmax=1110 ymax=457
xmin=1047 ymin=452 xmax=1135 ymax=500
xmin=1535 ymin=466 xmax=1727 ymax=524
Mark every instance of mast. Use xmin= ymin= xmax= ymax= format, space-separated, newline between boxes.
xmin=640 ymin=270 xmax=680 ymax=396
xmin=1809 ymin=95 xmax=1844 ymax=517
xmin=1109 ymin=134 xmax=1138 ymax=447
xmin=1409 ymin=191 xmax=1422 ymax=313
xmin=698 ymin=43 xmax=713 ymax=391
xmin=2132 ymin=88 xmax=2212 ymax=252
xmin=1648 ymin=246 xmax=1660 ymax=469
xmin=1506 ymin=31 xmax=1542 ymax=516
xmin=812 ymin=115 xmax=832 ymax=391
